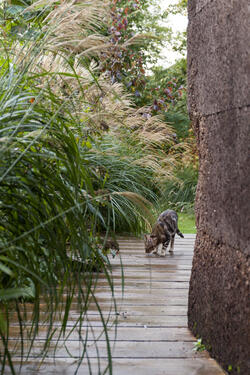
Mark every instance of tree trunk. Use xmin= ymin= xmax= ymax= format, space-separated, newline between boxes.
xmin=187 ymin=1 xmax=250 ymax=374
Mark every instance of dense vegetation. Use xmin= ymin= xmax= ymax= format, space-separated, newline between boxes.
xmin=0 ymin=0 xmax=196 ymax=373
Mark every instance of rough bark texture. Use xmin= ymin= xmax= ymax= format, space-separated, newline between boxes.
xmin=187 ymin=1 xmax=250 ymax=374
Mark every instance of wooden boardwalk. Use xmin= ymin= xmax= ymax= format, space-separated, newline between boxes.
xmin=5 ymin=234 xmax=225 ymax=374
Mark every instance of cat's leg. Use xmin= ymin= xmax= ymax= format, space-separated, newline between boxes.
xmin=160 ymin=241 xmax=168 ymax=256
xmin=152 ymin=244 xmax=160 ymax=255
xmin=169 ymin=235 xmax=175 ymax=253
xmin=157 ymin=243 xmax=164 ymax=256
xmin=160 ymin=240 xmax=169 ymax=256
xmin=152 ymin=244 xmax=163 ymax=256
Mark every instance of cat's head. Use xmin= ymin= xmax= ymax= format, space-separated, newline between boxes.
xmin=144 ymin=234 xmax=157 ymax=253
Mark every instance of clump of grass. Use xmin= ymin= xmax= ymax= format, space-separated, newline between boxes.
xmin=157 ymin=166 xmax=198 ymax=213
xmin=193 ymin=338 xmax=206 ymax=352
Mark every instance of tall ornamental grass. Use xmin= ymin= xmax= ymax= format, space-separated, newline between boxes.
xmin=0 ymin=52 xmax=116 ymax=375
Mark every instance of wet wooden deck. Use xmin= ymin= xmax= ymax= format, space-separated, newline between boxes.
xmin=6 ymin=234 xmax=225 ymax=374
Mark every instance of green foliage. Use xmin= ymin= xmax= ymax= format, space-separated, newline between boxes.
xmin=165 ymin=0 xmax=188 ymax=15
xmin=157 ymin=166 xmax=198 ymax=214
xmin=85 ymin=134 xmax=156 ymax=234
xmin=100 ymin=0 xmax=171 ymax=105
xmin=227 ymin=365 xmax=241 ymax=374
xmin=165 ymin=111 xmax=190 ymax=140
xmin=0 ymin=0 xmax=47 ymax=44
xmin=0 ymin=52 xmax=116 ymax=373
xmin=163 ymin=0 xmax=187 ymax=55
xmin=144 ymin=59 xmax=187 ymax=115
xmin=193 ymin=338 xmax=206 ymax=352
xmin=141 ymin=59 xmax=198 ymax=214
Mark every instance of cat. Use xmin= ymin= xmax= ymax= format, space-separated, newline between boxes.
xmin=144 ymin=209 xmax=184 ymax=256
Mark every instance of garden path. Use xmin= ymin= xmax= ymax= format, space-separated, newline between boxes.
xmin=7 ymin=235 xmax=225 ymax=374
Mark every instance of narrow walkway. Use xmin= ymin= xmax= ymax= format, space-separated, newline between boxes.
xmin=7 ymin=235 xmax=225 ymax=374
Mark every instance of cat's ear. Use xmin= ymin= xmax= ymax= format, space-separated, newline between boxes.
xmin=144 ymin=234 xmax=149 ymax=240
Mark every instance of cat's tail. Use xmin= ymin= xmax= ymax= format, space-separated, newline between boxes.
xmin=177 ymin=229 xmax=184 ymax=238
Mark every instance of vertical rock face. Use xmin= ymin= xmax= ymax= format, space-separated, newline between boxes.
xmin=187 ymin=1 xmax=250 ymax=374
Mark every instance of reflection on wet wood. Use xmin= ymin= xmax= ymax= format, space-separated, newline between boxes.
xmin=6 ymin=235 xmax=225 ymax=374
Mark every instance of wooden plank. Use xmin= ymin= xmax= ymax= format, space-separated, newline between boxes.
xmin=112 ymin=265 xmax=193 ymax=270
xmin=8 ymin=326 xmax=195 ymax=342
xmin=108 ymin=270 xmax=191 ymax=276
xmin=107 ymin=276 xmax=191 ymax=282
xmin=116 ymin=254 xmax=194 ymax=259
xmin=111 ymin=258 xmax=193 ymax=265
xmin=37 ymin=289 xmax=190 ymax=303
xmin=9 ymin=314 xmax=188 ymax=327
xmin=37 ymin=296 xmax=188 ymax=306
xmin=93 ymin=288 xmax=189 ymax=297
xmin=13 ymin=303 xmax=188 ymax=315
xmin=3 ymin=340 xmax=207 ymax=359
xmin=85 ymin=282 xmax=190 ymax=289
xmin=93 ymin=297 xmax=188 ymax=305
xmin=106 ymin=271 xmax=191 ymax=278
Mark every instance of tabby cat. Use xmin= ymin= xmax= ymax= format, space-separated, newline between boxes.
xmin=144 ymin=209 xmax=184 ymax=256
